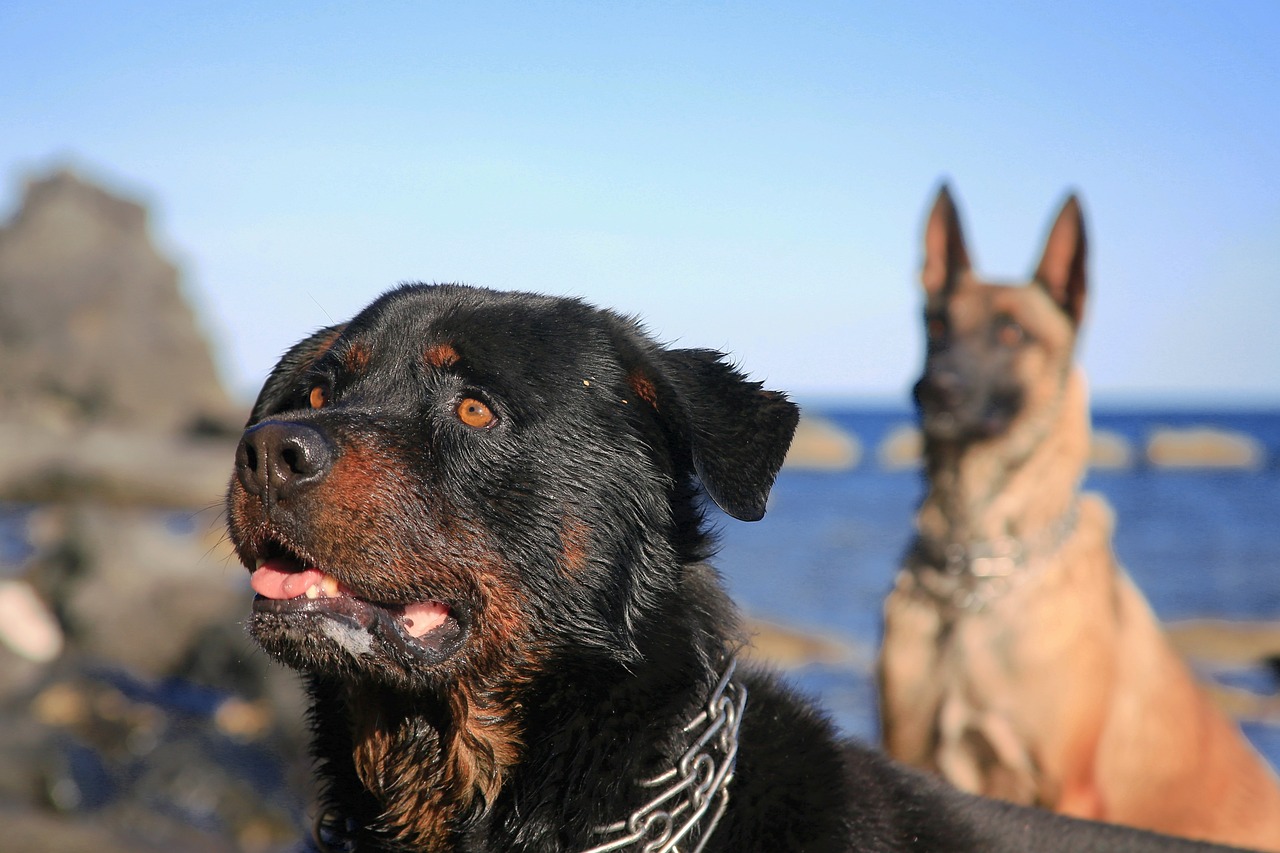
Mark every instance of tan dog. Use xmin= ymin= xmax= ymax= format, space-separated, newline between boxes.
xmin=877 ymin=186 xmax=1280 ymax=851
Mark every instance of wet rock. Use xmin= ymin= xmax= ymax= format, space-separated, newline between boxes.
xmin=877 ymin=423 xmax=921 ymax=470
xmin=21 ymin=504 xmax=246 ymax=679
xmin=784 ymin=415 xmax=860 ymax=471
xmin=1146 ymin=427 xmax=1266 ymax=470
xmin=1089 ymin=429 xmax=1134 ymax=470
xmin=742 ymin=616 xmax=868 ymax=671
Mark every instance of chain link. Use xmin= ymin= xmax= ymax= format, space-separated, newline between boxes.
xmin=582 ymin=659 xmax=746 ymax=853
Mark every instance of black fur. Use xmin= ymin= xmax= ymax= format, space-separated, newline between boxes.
xmin=226 ymin=284 xmax=1242 ymax=852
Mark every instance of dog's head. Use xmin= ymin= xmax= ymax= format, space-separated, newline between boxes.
xmin=226 ymin=284 xmax=798 ymax=691
xmin=912 ymin=185 xmax=1087 ymax=443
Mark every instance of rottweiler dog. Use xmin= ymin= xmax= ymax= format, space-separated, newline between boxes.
xmin=879 ymin=187 xmax=1280 ymax=851
xmin=227 ymin=283 xmax=1245 ymax=852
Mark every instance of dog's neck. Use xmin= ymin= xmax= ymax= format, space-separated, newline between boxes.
xmin=307 ymin=669 xmax=526 ymax=852
xmin=915 ymin=367 xmax=1090 ymax=554
xmin=308 ymin=563 xmax=739 ymax=852
xmin=581 ymin=656 xmax=745 ymax=853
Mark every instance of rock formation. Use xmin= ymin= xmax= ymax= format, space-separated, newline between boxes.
xmin=0 ymin=169 xmax=236 ymax=433
xmin=0 ymin=168 xmax=304 ymax=853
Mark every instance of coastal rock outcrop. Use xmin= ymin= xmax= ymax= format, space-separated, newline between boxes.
xmin=0 ymin=168 xmax=304 ymax=852
xmin=784 ymin=414 xmax=861 ymax=471
xmin=0 ymin=169 xmax=238 ymax=433
xmin=1146 ymin=426 xmax=1266 ymax=470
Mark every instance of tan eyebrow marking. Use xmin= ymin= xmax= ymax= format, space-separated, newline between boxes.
xmin=425 ymin=342 xmax=461 ymax=369
xmin=628 ymin=370 xmax=658 ymax=408
xmin=343 ymin=342 xmax=371 ymax=374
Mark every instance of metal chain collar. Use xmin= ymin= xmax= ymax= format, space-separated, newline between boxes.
xmin=311 ymin=658 xmax=747 ymax=853
xmin=582 ymin=658 xmax=746 ymax=853
xmin=907 ymin=501 xmax=1080 ymax=613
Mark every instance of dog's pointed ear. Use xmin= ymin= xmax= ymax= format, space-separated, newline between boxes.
xmin=647 ymin=348 xmax=799 ymax=522
xmin=247 ymin=324 xmax=347 ymax=424
xmin=1034 ymin=193 xmax=1088 ymax=326
xmin=922 ymin=183 xmax=970 ymax=297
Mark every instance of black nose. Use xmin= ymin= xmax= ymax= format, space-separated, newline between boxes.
xmin=915 ymin=368 xmax=967 ymax=410
xmin=235 ymin=421 xmax=335 ymax=503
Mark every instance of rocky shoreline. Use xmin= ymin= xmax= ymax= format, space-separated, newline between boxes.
xmin=786 ymin=414 xmax=1272 ymax=472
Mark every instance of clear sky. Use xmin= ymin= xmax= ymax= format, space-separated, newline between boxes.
xmin=2 ymin=2 xmax=1278 ymax=406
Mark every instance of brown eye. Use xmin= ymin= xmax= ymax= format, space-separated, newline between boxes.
xmin=926 ymin=317 xmax=947 ymax=341
xmin=457 ymin=397 xmax=496 ymax=429
xmin=995 ymin=317 xmax=1025 ymax=347
xmin=309 ymin=386 xmax=328 ymax=409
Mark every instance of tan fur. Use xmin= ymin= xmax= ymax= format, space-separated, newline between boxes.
xmin=558 ymin=514 xmax=593 ymax=575
xmin=347 ymin=678 xmax=524 ymax=851
xmin=349 ymin=689 xmax=455 ymax=850
xmin=879 ymin=188 xmax=1280 ymax=851
xmin=424 ymin=341 xmax=461 ymax=369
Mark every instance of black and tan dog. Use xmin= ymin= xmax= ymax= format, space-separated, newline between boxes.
xmin=878 ymin=187 xmax=1280 ymax=851
xmin=229 ymin=283 xmax=1247 ymax=852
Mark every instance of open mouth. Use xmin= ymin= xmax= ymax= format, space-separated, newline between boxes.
xmin=247 ymin=543 xmax=467 ymax=663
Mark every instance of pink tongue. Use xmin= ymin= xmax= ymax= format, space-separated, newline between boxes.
xmin=251 ymin=561 xmax=324 ymax=600
xmin=402 ymin=601 xmax=450 ymax=637
xmin=250 ymin=560 xmax=450 ymax=636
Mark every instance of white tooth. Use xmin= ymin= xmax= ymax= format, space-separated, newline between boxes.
xmin=305 ymin=584 xmax=320 ymax=599
xmin=321 ymin=575 xmax=340 ymax=597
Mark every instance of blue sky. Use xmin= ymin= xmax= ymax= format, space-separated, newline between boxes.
xmin=2 ymin=2 xmax=1278 ymax=405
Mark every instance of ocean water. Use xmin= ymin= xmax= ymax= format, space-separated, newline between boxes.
xmin=714 ymin=406 xmax=1280 ymax=765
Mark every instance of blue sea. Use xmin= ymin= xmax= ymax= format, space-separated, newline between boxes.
xmin=714 ymin=407 xmax=1280 ymax=766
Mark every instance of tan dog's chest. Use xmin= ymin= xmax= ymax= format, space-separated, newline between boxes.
xmin=880 ymin=505 xmax=1120 ymax=807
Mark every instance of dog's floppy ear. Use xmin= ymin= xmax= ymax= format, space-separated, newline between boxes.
xmin=1034 ymin=193 xmax=1088 ymax=327
xmin=247 ymin=324 xmax=347 ymax=425
xmin=647 ymin=348 xmax=799 ymax=522
xmin=922 ymin=183 xmax=971 ymax=297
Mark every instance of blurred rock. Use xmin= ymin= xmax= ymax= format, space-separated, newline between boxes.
xmin=742 ymin=616 xmax=867 ymax=671
xmin=0 ymin=168 xmax=241 ymax=434
xmin=0 ymin=168 xmax=244 ymax=509
xmin=0 ymin=807 xmax=228 ymax=853
xmin=1166 ymin=620 xmax=1280 ymax=724
xmin=1167 ymin=619 xmax=1280 ymax=667
xmin=0 ymin=422 xmax=234 ymax=508
xmin=0 ymin=663 xmax=307 ymax=853
xmin=1146 ymin=427 xmax=1266 ymax=470
xmin=0 ymin=579 xmax=63 ymax=663
xmin=20 ymin=504 xmax=245 ymax=678
xmin=1089 ymin=429 xmax=1134 ymax=470
xmin=877 ymin=423 xmax=922 ymax=470
xmin=876 ymin=423 xmax=1137 ymax=471
xmin=0 ymin=168 xmax=309 ymax=849
xmin=785 ymin=414 xmax=860 ymax=471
